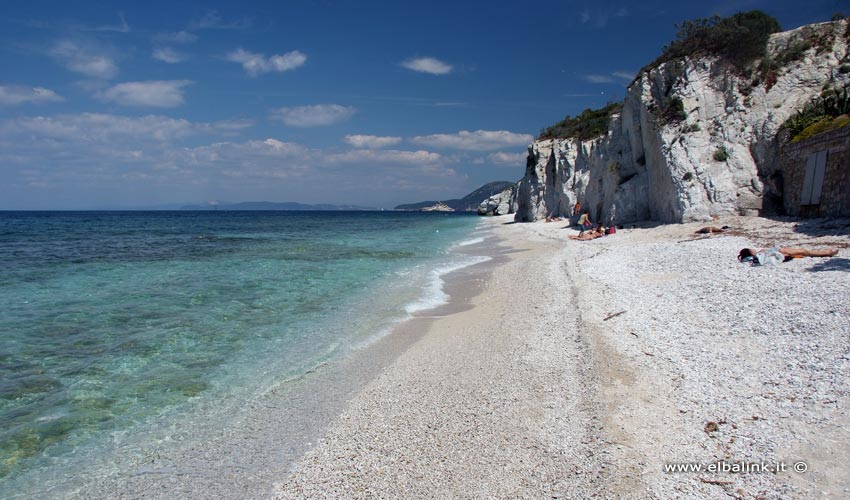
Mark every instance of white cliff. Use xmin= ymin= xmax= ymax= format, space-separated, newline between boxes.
xmin=515 ymin=20 xmax=850 ymax=224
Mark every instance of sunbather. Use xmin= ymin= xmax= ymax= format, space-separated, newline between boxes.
xmin=695 ymin=225 xmax=731 ymax=234
xmin=738 ymin=246 xmax=838 ymax=263
xmin=569 ymin=227 xmax=605 ymax=241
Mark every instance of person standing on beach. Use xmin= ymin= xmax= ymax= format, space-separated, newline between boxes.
xmin=577 ymin=209 xmax=591 ymax=237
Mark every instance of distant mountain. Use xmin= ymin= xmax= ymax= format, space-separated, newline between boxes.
xmin=394 ymin=181 xmax=516 ymax=211
xmin=180 ymin=201 xmax=379 ymax=211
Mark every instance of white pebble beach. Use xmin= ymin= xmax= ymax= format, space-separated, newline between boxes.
xmin=275 ymin=215 xmax=850 ymax=499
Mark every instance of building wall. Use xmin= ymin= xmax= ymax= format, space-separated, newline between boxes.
xmin=780 ymin=126 xmax=850 ymax=217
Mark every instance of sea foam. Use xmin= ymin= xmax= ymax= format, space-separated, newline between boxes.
xmin=404 ymin=255 xmax=492 ymax=314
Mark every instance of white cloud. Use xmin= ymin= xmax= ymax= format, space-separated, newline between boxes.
xmin=410 ymin=130 xmax=533 ymax=151
xmin=612 ymin=71 xmax=635 ymax=80
xmin=0 ymin=114 xmax=464 ymax=207
xmin=96 ymin=80 xmax=193 ymax=107
xmin=401 ymin=57 xmax=453 ymax=75
xmin=0 ymin=85 xmax=63 ymax=106
xmin=344 ymin=134 xmax=402 ymax=149
xmin=176 ymin=138 xmax=307 ymax=166
xmin=328 ymin=149 xmax=442 ymax=165
xmin=585 ymin=74 xmax=615 ymax=83
xmin=154 ymin=31 xmax=198 ymax=43
xmin=152 ymin=48 xmax=186 ymax=64
xmin=192 ymin=10 xmax=252 ymax=30
xmin=2 ymin=113 xmax=247 ymax=143
xmin=226 ymin=48 xmax=306 ymax=76
xmin=580 ymin=8 xmax=621 ymax=28
xmin=270 ymin=104 xmax=356 ymax=127
xmin=92 ymin=13 xmax=130 ymax=33
xmin=585 ymin=71 xmax=635 ymax=84
xmin=487 ymin=152 xmax=527 ymax=165
xmin=50 ymin=40 xmax=118 ymax=79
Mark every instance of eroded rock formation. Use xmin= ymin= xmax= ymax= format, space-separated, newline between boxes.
xmin=515 ymin=20 xmax=850 ymax=224
xmin=477 ymin=187 xmax=517 ymax=216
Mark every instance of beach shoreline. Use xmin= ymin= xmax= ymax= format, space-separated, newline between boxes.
xmin=277 ymin=215 xmax=608 ymax=498
xmin=2 ymin=213 xmax=494 ymax=500
xmin=277 ymin=214 xmax=850 ymax=499
xmin=15 ymin=213 xmax=848 ymax=499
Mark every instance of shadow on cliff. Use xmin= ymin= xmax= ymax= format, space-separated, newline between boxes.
xmin=761 ymin=216 xmax=850 ymax=238
xmin=806 ymin=257 xmax=850 ymax=273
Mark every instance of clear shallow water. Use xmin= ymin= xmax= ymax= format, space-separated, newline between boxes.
xmin=0 ymin=211 xmax=483 ymax=491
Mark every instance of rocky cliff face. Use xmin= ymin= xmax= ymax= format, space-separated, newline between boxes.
xmin=515 ymin=20 xmax=850 ymax=224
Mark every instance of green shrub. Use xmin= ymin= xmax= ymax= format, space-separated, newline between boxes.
xmin=681 ymin=123 xmax=701 ymax=133
xmin=784 ymin=109 xmax=829 ymax=138
xmin=792 ymin=116 xmax=850 ymax=142
xmin=682 ymin=172 xmax=694 ymax=181
xmin=660 ymin=97 xmax=687 ymax=123
xmin=813 ymin=28 xmax=837 ymax=54
xmin=638 ymin=11 xmax=781 ymax=78
xmin=840 ymin=64 xmax=850 ymax=74
xmin=539 ymin=102 xmax=622 ymax=141
xmin=713 ymin=146 xmax=728 ymax=162
xmin=781 ymin=85 xmax=850 ymax=141
xmin=776 ymin=40 xmax=812 ymax=65
xmin=823 ymin=84 xmax=850 ymax=115
xmin=756 ymin=57 xmax=780 ymax=90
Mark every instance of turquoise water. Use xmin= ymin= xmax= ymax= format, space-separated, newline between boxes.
xmin=0 ymin=211 xmax=483 ymax=492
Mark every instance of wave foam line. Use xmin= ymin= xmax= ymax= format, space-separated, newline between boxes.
xmin=404 ymin=255 xmax=491 ymax=315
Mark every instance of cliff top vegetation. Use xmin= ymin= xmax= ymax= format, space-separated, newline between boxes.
xmin=639 ymin=10 xmax=782 ymax=76
xmin=538 ymin=102 xmax=622 ymax=141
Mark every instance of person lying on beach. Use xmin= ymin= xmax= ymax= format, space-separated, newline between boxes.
xmin=695 ymin=225 xmax=731 ymax=234
xmin=569 ymin=227 xmax=605 ymax=241
xmin=545 ymin=216 xmax=563 ymax=222
xmin=738 ymin=246 xmax=839 ymax=264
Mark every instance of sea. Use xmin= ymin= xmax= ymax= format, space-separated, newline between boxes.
xmin=0 ymin=210 xmax=490 ymax=497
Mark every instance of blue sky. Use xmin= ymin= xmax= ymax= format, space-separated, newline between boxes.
xmin=1 ymin=0 xmax=846 ymax=209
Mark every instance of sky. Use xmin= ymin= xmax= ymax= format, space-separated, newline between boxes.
xmin=1 ymin=0 xmax=847 ymax=209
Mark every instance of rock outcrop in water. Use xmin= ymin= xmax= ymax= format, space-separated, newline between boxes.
xmin=515 ymin=19 xmax=850 ymax=224
xmin=477 ymin=187 xmax=517 ymax=216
